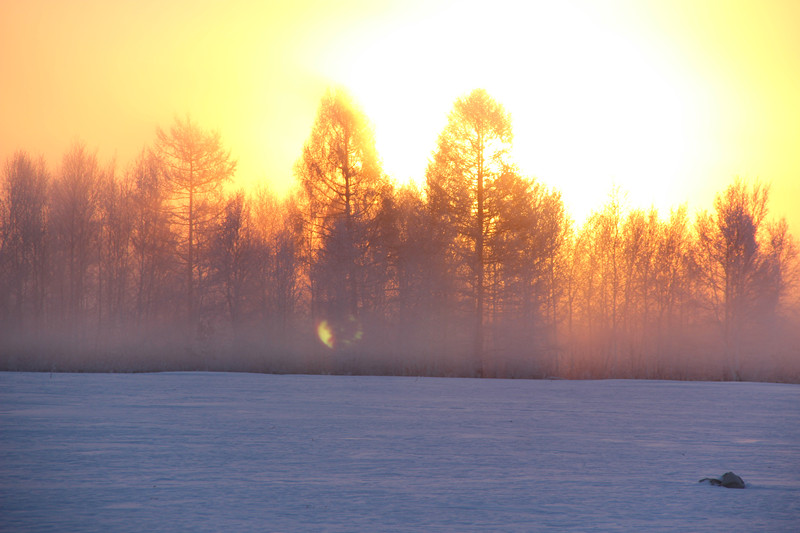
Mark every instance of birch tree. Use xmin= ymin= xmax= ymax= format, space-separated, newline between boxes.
xmin=0 ymin=151 xmax=48 ymax=325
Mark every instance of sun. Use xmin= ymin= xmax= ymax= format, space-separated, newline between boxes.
xmin=316 ymin=1 xmax=704 ymax=222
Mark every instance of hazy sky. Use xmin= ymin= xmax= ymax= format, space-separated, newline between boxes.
xmin=1 ymin=0 xmax=798 ymax=232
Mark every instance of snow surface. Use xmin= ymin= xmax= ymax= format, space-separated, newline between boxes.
xmin=1 ymin=372 xmax=798 ymax=532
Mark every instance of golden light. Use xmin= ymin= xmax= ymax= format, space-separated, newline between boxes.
xmin=317 ymin=320 xmax=335 ymax=349
xmin=311 ymin=0 xmax=800 ymax=229
xmin=315 ymin=316 xmax=364 ymax=350
xmin=317 ymin=1 xmax=699 ymax=224
xmin=1 ymin=0 xmax=798 ymax=234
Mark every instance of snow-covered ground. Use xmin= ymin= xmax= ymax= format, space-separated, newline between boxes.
xmin=1 ymin=372 xmax=798 ymax=532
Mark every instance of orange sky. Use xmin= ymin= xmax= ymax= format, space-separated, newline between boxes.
xmin=1 ymin=0 xmax=798 ymax=234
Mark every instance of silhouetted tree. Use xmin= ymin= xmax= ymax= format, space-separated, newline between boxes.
xmin=129 ymin=150 xmax=177 ymax=322
xmin=693 ymin=179 xmax=788 ymax=378
xmin=0 ymin=151 xmax=49 ymax=325
xmin=617 ymin=207 xmax=666 ymax=374
xmin=485 ymin=172 xmax=567 ymax=374
xmin=652 ymin=205 xmax=693 ymax=369
xmin=754 ymin=218 xmax=798 ymax=319
xmin=695 ymin=181 xmax=760 ymax=326
xmin=426 ymin=88 xmax=513 ymax=374
xmin=153 ymin=116 xmax=236 ymax=324
xmin=49 ymin=142 xmax=102 ymax=322
xmin=295 ymin=88 xmax=387 ymax=320
xmin=251 ymin=186 xmax=302 ymax=326
xmin=97 ymin=162 xmax=134 ymax=326
xmin=372 ymin=183 xmax=458 ymax=372
xmin=209 ymin=191 xmax=258 ymax=324
xmin=383 ymin=183 xmax=432 ymax=319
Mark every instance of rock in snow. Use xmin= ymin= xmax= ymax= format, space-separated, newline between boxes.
xmin=699 ymin=471 xmax=746 ymax=489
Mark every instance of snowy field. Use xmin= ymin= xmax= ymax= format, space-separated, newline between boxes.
xmin=1 ymin=372 xmax=798 ymax=532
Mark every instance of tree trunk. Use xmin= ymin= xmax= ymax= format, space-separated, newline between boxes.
xmin=476 ymin=131 xmax=485 ymax=376
xmin=188 ymin=174 xmax=194 ymax=325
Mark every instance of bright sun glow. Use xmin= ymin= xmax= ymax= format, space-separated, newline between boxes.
xmin=321 ymin=1 xmax=703 ymax=223
xmin=311 ymin=0 xmax=799 ymax=227
xmin=1 ymin=0 xmax=798 ymax=232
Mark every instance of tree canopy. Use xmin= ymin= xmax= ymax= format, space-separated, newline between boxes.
xmin=0 ymin=89 xmax=797 ymax=382
xmin=153 ymin=116 xmax=236 ymax=322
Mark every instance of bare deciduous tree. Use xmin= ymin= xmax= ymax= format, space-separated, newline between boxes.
xmin=694 ymin=179 xmax=794 ymax=378
xmin=210 ymin=191 xmax=258 ymax=324
xmin=0 ymin=151 xmax=48 ymax=325
xmin=153 ymin=116 xmax=236 ymax=323
xmin=129 ymin=150 xmax=177 ymax=323
xmin=49 ymin=142 xmax=102 ymax=323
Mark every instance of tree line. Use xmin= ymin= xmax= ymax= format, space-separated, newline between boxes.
xmin=1 ymin=88 xmax=798 ymax=381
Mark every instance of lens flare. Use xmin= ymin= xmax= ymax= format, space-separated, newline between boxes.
xmin=342 ymin=315 xmax=364 ymax=347
xmin=316 ymin=315 xmax=364 ymax=349
xmin=317 ymin=320 xmax=335 ymax=349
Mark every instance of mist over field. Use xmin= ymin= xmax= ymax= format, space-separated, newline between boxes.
xmin=2 ymin=312 xmax=799 ymax=383
xmin=1 ymin=92 xmax=798 ymax=383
